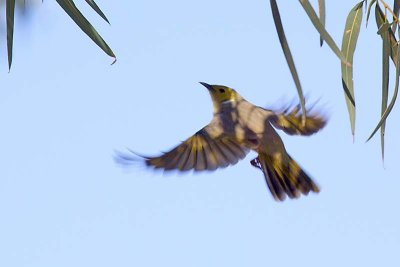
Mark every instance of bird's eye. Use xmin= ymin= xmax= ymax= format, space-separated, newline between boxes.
xmin=219 ymin=89 xmax=225 ymax=93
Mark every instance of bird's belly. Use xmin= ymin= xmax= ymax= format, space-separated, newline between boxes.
xmin=218 ymin=102 xmax=281 ymax=152
xmin=233 ymin=125 xmax=262 ymax=150
xmin=239 ymin=123 xmax=286 ymax=155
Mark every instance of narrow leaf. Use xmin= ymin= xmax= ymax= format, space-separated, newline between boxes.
xmin=85 ymin=0 xmax=110 ymax=24
xmin=379 ymin=23 xmax=390 ymax=160
xmin=299 ymin=0 xmax=350 ymax=66
xmin=376 ymin=4 xmax=398 ymax=66
xmin=341 ymin=1 xmax=364 ymax=137
xmin=270 ymin=0 xmax=306 ymax=122
xmin=56 ymin=0 xmax=115 ymax=59
xmin=366 ymin=0 xmax=376 ymax=27
xmin=367 ymin=27 xmax=400 ymax=142
xmin=6 ymin=0 xmax=16 ymax=71
xmin=377 ymin=22 xmax=391 ymax=35
xmin=394 ymin=0 xmax=400 ymax=18
xmin=318 ymin=0 xmax=325 ymax=46
xmin=392 ymin=0 xmax=400 ymax=33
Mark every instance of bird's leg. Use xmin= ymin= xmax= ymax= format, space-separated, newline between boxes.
xmin=250 ymin=157 xmax=262 ymax=170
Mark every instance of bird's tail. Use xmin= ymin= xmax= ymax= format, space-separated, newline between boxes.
xmin=251 ymin=152 xmax=320 ymax=201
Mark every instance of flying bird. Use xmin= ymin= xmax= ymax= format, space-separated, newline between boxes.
xmin=118 ymin=82 xmax=327 ymax=201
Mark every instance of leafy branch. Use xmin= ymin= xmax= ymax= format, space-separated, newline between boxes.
xmin=378 ymin=0 xmax=399 ymax=23
xmin=271 ymin=0 xmax=400 ymax=161
xmin=3 ymin=0 xmax=115 ymax=71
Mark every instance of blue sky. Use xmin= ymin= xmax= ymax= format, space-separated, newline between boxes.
xmin=0 ymin=1 xmax=399 ymax=266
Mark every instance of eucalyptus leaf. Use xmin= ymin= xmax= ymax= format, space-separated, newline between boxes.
xmin=318 ymin=0 xmax=325 ymax=46
xmin=394 ymin=0 xmax=400 ymax=18
xmin=341 ymin=1 xmax=364 ymax=137
xmin=392 ymin=0 xmax=400 ymax=33
xmin=270 ymin=0 xmax=306 ymax=122
xmin=6 ymin=0 xmax=16 ymax=70
xmin=56 ymin=0 xmax=115 ymax=59
xmin=379 ymin=23 xmax=390 ymax=160
xmin=299 ymin=0 xmax=350 ymax=66
xmin=366 ymin=0 xmax=376 ymax=27
xmin=85 ymin=0 xmax=110 ymax=24
xmin=367 ymin=27 xmax=400 ymax=143
xmin=377 ymin=22 xmax=391 ymax=34
xmin=375 ymin=3 xmax=398 ymax=66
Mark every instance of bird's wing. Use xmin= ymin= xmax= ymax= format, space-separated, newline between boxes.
xmin=269 ymin=104 xmax=327 ymax=136
xmin=145 ymin=123 xmax=249 ymax=171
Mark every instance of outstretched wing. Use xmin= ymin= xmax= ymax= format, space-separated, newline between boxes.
xmin=145 ymin=124 xmax=249 ymax=171
xmin=269 ymin=104 xmax=327 ymax=136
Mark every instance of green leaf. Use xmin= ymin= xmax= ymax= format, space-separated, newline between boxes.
xmin=56 ymin=0 xmax=115 ymax=59
xmin=270 ymin=0 xmax=306 ymax=122
xmin=394 ymin=0 xmax=400 ymax=17
xmin=366 ymin=0 xmax=376 ymax=27
xmin=377 ymin=22 xmax=391 ymax=35
xmin=6 ymin=0 xmax=16 ymax=71
xmin=341 ymin=1 xmax=364 ymax=137
xmin=85 ymin=0 xmax=110 ymax=24
xmin=379 ymin=22 xmax=390 ymax=161
xmin=392 ymin=0 xmax=400 ymax=33
xmin=318 ymin=0 xmax=325 ymax=46
xmin=375 ymin=4 xmax=398 ymax=66
xmin=367 ymin=27 xmax=400 ymax=143
xmin=299 ymin=0 xmax=350 ymax=67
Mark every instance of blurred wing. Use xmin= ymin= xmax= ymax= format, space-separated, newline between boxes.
xmin=270 ymin=104 xmax=327 ymax=136
xmin=145 ymin=125 xmax=249 ymax=171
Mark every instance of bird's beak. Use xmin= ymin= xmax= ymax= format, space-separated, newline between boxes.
xmin=199 ymin=82 xmax=214 ymax=92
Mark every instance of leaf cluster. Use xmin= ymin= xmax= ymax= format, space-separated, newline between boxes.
xmin=271 ymin=0 xmax=400 ymax=160
xmin=2 ymin=0 xmax=115 ymax=71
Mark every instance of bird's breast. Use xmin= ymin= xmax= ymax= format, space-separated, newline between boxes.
xmin=216 ymin=100 xmax=272 ymax=150
xmin=236 ymin=100 xmax=272 ymax=134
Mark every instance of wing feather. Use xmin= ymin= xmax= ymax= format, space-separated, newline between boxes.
xmin=145 ymin=125 xmax=249 ymax=171
xmin=270 ymin=104 xmax=327 ymax=136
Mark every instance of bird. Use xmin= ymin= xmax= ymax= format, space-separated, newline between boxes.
xmin=117 ymin=82 xmax=327 ymax=201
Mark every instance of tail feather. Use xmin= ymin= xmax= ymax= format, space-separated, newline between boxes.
xmin=251 ymin=153 xmax=319 ymax=201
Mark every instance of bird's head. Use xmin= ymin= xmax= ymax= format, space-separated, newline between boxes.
xmin=199 ymin=82 xmax=239 ymax=112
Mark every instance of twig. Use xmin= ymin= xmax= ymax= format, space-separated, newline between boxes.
xmin=379 ymin=0 xmax=400 ymax=24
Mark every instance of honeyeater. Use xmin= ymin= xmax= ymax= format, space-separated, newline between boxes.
xmin=120 ymin=82 xmax=326 ymax=201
